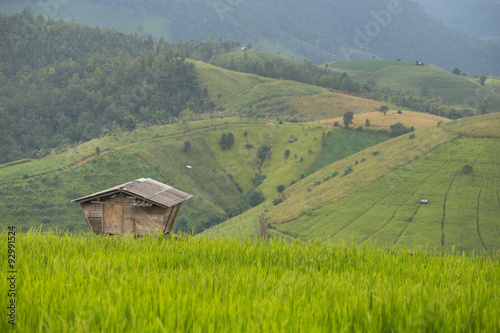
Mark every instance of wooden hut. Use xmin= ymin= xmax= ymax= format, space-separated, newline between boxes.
xmin=72 ymin=178 xmax=193 ymax=236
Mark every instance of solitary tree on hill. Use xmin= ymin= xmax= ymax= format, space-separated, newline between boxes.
xmin=379 ymin=105 xmax=389 ymax=115
xmin=452 ymin=67 xmax=461 ymax=76
xmin=343 ymin=111 xmax=354 ymax=128
xmin=480 ymin=98 xmax=489 ymax=114
xmin=480 ymin=75 xmax=487 ymax=86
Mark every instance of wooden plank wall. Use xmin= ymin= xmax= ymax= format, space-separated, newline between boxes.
xmin=80 ymin=195 xmax=180 ymax=236
xmin=81 ymin=203 xmax=103 ymax=234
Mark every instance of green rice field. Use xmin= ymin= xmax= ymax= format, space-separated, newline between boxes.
xmin=2 ymin=230 xmax=499 ymax=332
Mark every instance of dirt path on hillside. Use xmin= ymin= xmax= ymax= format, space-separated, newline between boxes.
xmin=70 ymin=122 xmax=272 ymax=170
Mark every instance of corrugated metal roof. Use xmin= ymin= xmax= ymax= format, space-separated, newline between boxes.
xmin=72 ymin=178 xmax=193 ymax=208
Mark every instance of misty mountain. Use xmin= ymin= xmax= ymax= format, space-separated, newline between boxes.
xmin=2 ymin=0 xmax=499 ymax=75
xmin=414 ymin=0 xmax=500 ymax=43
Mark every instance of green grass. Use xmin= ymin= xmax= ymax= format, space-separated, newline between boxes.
xmin=308 ymin=129 xmax=386 ymax=175
xmin=276 ymin=138 xmax=500 ymax=253
xmin=2 ymin=230 xmax=499 ymax=332
xmin=192 ymin=60 xmax=327 ymax=112
xmin=201 ymin=123 xmax=326 ymax=198
xmin=0 ymin=118 xmax=259 ymax=233
xmin=327 ymin=60 xmax=500 ymax=112
xmin=208 ymin=114 xmax=500 ymax=253
xmin=0 ymin=118 xmax=387 ymax=233
xmin=0 ymin=117 xmax=253 ymax=181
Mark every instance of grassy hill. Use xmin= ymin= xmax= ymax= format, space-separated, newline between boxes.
xmin=0 ymin=117 xmax=393 ymax=233
xmin=326 ymin=60 xmax=500 ymax=112
xmin=202 ymin=113 xmax=500 ymax=253
xmin=319 ymin=110 xmax=452 ymax=131
xmin=193 ymin=59 xmax=383 ymax=120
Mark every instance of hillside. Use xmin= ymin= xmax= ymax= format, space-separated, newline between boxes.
xmin=202 ymin=114 xmax=500 ymax=253
xmin=0 ymin=116 xmax=397 ymax=233
xmin=2 ymin=0 xmax=499 ymax=75
xmin=192 ymin=59 xmax=384 ymax=120
xmin=326 ymin=60 xmax=500 ymax=112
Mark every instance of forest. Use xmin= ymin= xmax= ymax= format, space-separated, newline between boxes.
xmin=0 ymin=11 xmax=215 ymax=163
xmin=0 ymin=11 xmax=480 ymax=164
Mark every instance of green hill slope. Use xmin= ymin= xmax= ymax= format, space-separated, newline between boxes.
xmin=202 ymin=114 xmax=500 ymax=253
xmin=193 ymin=59 xmax=384 ymax=120
xmin=0 ymin=117 xmax=389 ymax=233
xmin=327 ymin=60 xmax=500 ymax=112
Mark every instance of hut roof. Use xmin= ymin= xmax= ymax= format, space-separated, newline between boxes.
xmin=72 ymin=178 xmax=193 ymax=208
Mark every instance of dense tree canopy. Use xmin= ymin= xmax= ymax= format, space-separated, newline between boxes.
xmin=0 ymin=12 xmax=214 ymax=163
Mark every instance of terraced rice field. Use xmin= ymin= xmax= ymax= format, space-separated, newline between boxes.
xmin=275 ymin=138 xmax=500 ymax=253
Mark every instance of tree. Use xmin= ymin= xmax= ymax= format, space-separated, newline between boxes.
xmin=284 ymin=149 xmax=290 ymax=159
xmin=219 ymin=132 xmax=235 ymax=150
xmin=183 ymin=140 xmax=191 ymax=153
xmin=379 ymin=105 xmax=389 ymax=115
xmin=95 ymin=147 xmax=100 ymax=156
xmin=248 ymin=190 xmax=265 ymax=207
xmin=480 ymin=98 xmax=489 ymax=114
xmin=123 ymin=115 xmax=137 ymax=131
xmin=276 ymin=185 xmax=285 ymax=193
xmin=390 ymin=122 xmax=413 ymax=136
xmin=462 ymin=165 xmax=473 ymax=174
xmin=257 ymin=145 xmax=271 ymax=162
xmin=343 ymin=111 xmax=354 ymax=128
xmin=480 ymin=75 xmax=487 ymax=86
xmin=365 ymin=119 xmax=370 ymax=127
xmin=452 ymin=67 xmax=461 ymax=76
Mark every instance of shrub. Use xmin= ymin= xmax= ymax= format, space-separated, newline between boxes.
xmin=343 ymin=163 xmax=354 ymax=176
xmin=277 ymin=185 xmax=285 ymax=193
xmin=314 ymin=180 xmax=322 ymax=186
xmin=331 ymin=170 xmax=339 ymax=177
xmin=248 ymin=190 xmax=266 ymax=207
xmin=462 ymin=165 xmax=473 ymax=174
xmin=284 ymin=149 xmax=290 ymax=159
xmin=360 ymin=156 xmax=367 ymax=162
xmin=257 ymin=145 xmax=271 ymax=162
xmin=372 ymin=149 xmax=380 ymax=155
xmin=390 ymin=122 xmax=413 ymax=136
xmin=333 ymin=121 xmax=340 ymax=127
xmin=253 ymin=174 xmax=267 ymax=187
xmin=245 ymin=143 xmax=253 ymax=149
xmin=272 ymin=197 xmax=283 ymax=206
xmin=220 ymin=132 xmax=235 ymax=150
xmin=356 ymin=126 xmax=363 ymax=131
xmin=409 ymin=133 xmax=416 ymax=139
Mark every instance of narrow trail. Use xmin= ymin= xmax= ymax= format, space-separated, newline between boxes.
xmin=477 ymin=180 xmax=488 ymax=251
xmin=69 ymin=122 xmax=270 ymax=170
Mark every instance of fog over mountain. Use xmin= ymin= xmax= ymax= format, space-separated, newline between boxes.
xmin=1 ymin=0 xmax=499 ymax=75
